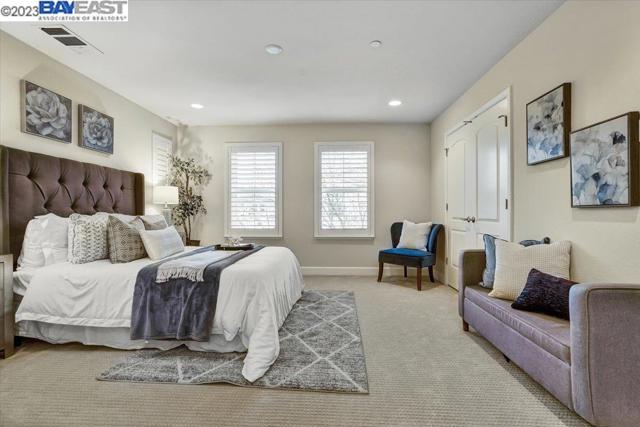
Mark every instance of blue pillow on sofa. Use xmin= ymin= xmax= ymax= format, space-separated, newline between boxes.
xmin=479 ymin=235 xmax=550 ymax=289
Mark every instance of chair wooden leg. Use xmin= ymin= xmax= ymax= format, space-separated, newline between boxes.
xmin=462 ymin=320 xmax=469 ymax=332
xmin=377 ymin=262 xmax=383 ymax=282
xmin=403 ymin=266 xmax=407 ymax=278
xmin=416 ymin=267 xmax=422 ymax=291
xmin=428 ymin=265 xmax=435 ymax=283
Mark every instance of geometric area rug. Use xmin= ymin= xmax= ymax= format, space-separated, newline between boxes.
xmin=97 ymin=290 xmax=369 ymax=393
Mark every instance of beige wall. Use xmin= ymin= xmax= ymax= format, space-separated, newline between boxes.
xmin=0 ymin=32 xmax=176 ymax=213
xmin=179 ymin=123 xmax=430 ymax=269
xmin=430 ymin=1 xmax=640 ymax=282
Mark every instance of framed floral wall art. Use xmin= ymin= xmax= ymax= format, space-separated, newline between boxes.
xmin=78 ymin=104 xmax=114 ymax=154
xmin=21 ymin=80 xmax=72 ymax=144
xmin=570 ymin=112 xmax=639 ymax=207
xmin=526 ymin=83 xmax=571 ymax=165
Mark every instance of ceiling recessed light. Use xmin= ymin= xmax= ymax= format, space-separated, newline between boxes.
xmin=369 ymin=40 xmax=382 ymax=48
xmin=265 ymin=44 xmax=283 ymax=55
xmin=190 ymin=103 xmax=204 ymax=109
xmin=388 ymin=100 xmax=402 ymax=107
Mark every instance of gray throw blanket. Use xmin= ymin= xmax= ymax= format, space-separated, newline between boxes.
xmin=130 ymin=245 xmax=264 ymax=342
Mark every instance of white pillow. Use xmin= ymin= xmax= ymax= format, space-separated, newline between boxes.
xmin=68 ymin=213 xmax=109 ymax=264
xmin=139 ymin=226 xmax=185 ymax=260
xmin=489 ymin=239 xmax=571 ymax=301
xmin=18 ymin=213 xmax=69 ymax=270
xmin=397 ymin=220 xmax=432 ymax=250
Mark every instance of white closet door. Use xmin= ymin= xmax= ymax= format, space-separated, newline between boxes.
xmin=445 ymin=98 xmax=510 ymax=289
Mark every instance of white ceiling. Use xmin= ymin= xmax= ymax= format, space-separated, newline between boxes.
xmin=1 ymin=0 xmax=563 ymax=126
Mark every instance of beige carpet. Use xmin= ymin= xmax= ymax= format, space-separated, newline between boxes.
xmin=0 ymin=276 xmax=588 ymax=427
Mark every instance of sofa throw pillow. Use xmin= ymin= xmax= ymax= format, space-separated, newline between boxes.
xmin=108 ymin=216 xmax=147 ymax=263
xmin=511 ymin=269 xmax=578 ymax=320
xmin=139 ymin=226 xmax=185 ymax=260
xmin=489 ymin=239 xmax=571 ymax=301
xmin=397 ymin=220 xmax=432 ymax=250
xmin=18 ymin=213 xmax=69 ymax=270
xmin=479 ymin=235 xmax=551 ymax=289
xmin=68 ymin=213 xmax=109 ymax=264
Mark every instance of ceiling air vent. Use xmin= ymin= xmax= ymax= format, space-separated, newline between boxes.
xmin=39 ymin=25 xmax=102 ymax=55
xmin=40 ymin=27 xmax=70 ymax=36
xmin=54 ymin=36 xmax=86 ymax=47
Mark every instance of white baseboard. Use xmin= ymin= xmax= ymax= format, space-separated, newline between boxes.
xmin=302 ymin=266 xmax=423 ymax=277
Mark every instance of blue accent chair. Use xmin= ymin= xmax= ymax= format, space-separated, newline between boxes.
xmin=377 ymin=222 xmax=443 ymax=291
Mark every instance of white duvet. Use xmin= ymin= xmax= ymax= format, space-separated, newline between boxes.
xmin=15 ymin=246 xmax=304 ymax=382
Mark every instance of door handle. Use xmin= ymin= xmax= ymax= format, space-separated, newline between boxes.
xmin=464 ymin=216 xmax=470 ymax=222
xmin=470 ymin=216 xmax=476 ymax=223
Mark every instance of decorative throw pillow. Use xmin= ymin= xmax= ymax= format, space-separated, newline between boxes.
xmin=489 ymin=239 xmax=571 ymax=301
xmin=107 ymin=216 xmax=147 ymax=263
xmin=479 ymin=235 xmax=551 ymax=289
xmin=68 ymin=213 xmax=109 ymax=264
xmin=397 ymin=220 xmax=432 ymax=250
xmin=511 ymin=269 xmax=578 ymax=320
xmin=109 ymin=213 xmax=136 ymax=223
xmin=140 ymin=215 xmax=168 ymax=230
xmin=139 ymin=226 xmax=185 ymax=260
xmin=18 ymin=213 xmax=69 ymax=270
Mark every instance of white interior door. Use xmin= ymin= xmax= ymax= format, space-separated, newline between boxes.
xmin=445 ymin=124 xmax=475 ymax=290
xmin=445 ymin=98 xmax=510 ymax=289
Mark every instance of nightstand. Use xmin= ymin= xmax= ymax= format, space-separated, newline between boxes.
xmin=0 ymin=255 xmax=13 ymax=358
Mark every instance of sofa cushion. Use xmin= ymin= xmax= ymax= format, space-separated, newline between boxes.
xmin=465 ymin=285 xmax=571 ymax=363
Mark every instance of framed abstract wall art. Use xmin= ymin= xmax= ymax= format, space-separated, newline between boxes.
xmin=570 ymin=112 xmax=639 ymax=207
xmin=21 ymin=80 xmax=72 ymax=144
xmin=78 ymin=104 xmax=114 ymax=154
xmin=526 ymin=83 xmax=571 ymax=165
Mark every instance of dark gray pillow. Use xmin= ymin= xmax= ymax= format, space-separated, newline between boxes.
xmin=511 ymin=269 xmax=577 ymax=320
xmin=479 ymin=235 xmax=550 ymax=289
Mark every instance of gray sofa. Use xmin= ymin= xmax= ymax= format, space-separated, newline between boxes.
xmin=458 ymin=249 xmax=640 ymax=427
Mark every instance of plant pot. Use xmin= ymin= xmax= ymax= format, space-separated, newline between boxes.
xmin=186 ymin=239 xmax=201 ymax=247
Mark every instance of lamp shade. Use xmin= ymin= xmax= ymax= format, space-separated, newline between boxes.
xmin=154 ymin=186 xmax=179 ymax=205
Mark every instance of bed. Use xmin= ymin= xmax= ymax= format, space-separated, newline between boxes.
xmin=0 ymin=146 xmax=304 ymax=382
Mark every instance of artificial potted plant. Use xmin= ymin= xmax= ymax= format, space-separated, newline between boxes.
xmin=169 ymin=155 xmax=210 ymax=246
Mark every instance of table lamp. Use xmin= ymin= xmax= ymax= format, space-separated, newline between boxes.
xmin=153 ymin=185 xmax=179 ymax=225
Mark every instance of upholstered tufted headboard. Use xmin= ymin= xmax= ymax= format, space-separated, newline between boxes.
xmin=0 ymin=146 xmax=145 ymax=268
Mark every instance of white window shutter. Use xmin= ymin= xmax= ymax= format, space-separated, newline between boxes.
xmin=152 ymin=132 xmax=173 ymax=185
xmin=225 ymin=143 xmax=282 ymax=238
xmin=315 ymin=142 xmax=374 ymax=238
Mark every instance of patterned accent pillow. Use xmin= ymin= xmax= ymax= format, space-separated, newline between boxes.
xmin=512 ymin=269 xmax=577 ymax=320
xmin=68 ymin=213 xmax=109 ymax=264
xmin=108 ymin=216 xmax=147 ymax=263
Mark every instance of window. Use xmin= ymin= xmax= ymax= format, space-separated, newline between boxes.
xmin=225 ymin=142 xmax=282 ymax=238
xmin=152 ymin=132 xmax=173 ymax=185
xmin=314 ymin=141 xmax=374 ymax=238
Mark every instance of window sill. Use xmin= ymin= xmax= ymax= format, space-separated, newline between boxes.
xmin=314 ymin=234 xmax=375 ymax=239
xmin=224 ymin=234 xmax=283 ymax=240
